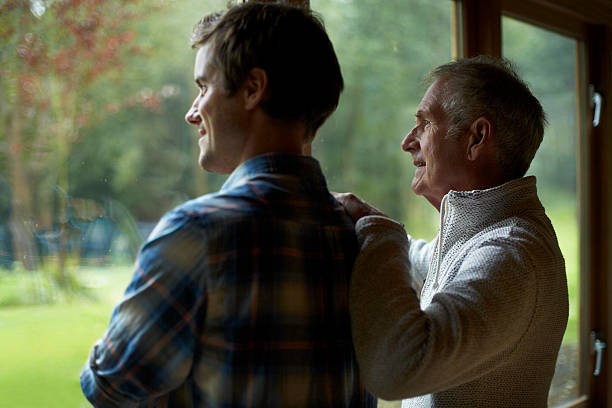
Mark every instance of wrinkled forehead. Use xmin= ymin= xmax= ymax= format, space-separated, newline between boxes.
xmin=418 ymin=77 xmax=449 ymax=117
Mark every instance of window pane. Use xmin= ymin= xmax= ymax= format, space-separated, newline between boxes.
xmin=311 ymin=0 xmax=452 ymax=241
xmin=1 ymin=1 xmax=226 ymax=406
xmin=0 ymin=0 xmax=451 ymax=406
xmin=502 ymin=16 xmax=581 ymax=406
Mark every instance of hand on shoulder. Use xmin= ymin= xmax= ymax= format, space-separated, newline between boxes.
xmin=332 ymin=192 xmax=388 ymax=223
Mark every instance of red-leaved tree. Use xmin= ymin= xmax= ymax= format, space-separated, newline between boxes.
xmin=0 ymin=0 xmax=165 ymax=275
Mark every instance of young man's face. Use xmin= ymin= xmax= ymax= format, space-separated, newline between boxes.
xmin=185 ymin=44 xmax=246 ymax=174
xmin=400 ymin=78 xmax=471 ymax=211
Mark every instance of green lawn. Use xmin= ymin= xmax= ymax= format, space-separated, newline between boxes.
xmin=546 ymin=203 xmax=579 ymax=346
xmin=0 ymin=266 xmax=132 ymax=408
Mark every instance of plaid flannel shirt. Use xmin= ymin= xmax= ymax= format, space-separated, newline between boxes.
xmin=80 ymin=153 xmax=376 ymax=408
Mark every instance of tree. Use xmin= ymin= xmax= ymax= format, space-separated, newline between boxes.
xmin=312 ymin=0 xmax=452 ymax=238
xmin=0 ymin=0 xmax=162 ymax=274
xmin=1 ymin=1 xmax=44 ymax=270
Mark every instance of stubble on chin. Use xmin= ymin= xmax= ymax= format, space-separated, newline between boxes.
xmin=197 ymin=139 xmax=208 ymax=170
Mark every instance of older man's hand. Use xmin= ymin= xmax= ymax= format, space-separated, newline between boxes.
xmin=332 ymin=192 xmax=388 ymax=223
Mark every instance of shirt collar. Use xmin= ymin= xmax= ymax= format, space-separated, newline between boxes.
xmin=220 ymin=153 xmax=328 ymax=192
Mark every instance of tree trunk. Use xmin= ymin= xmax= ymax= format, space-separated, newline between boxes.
xmin=6 ymin=102 xmax=39 ymax=270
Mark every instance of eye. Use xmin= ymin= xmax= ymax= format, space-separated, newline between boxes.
xmin=414 ymin=114 xmax=431 ymax=128
xmin=195 ymin=79 xmax=208 ymax=95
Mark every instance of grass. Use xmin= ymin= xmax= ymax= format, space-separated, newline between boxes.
xmin=543 ymin=194 xmax=579 ymax=346
xmin=0 ymin=265 xmax=132 ymax=408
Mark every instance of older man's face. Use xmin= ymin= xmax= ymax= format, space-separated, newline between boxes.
xmin=401 ymin=78 xmax=470 ymax=211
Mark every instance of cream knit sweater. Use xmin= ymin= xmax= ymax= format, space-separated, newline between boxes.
xmin=350 ymin=176 xmax=568 ymax=407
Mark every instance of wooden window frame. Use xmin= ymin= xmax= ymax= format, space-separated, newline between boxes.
xmin=456 ymin=0 xmax=612 ymax=406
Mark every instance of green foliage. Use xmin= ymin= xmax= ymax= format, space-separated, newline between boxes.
xmin=65 ymin=0 xmax=228 ymax=221
xmin=503 ymin=17 xmax=577 ymax=195
xmin=3 ymin=0 xmax=450 ymax=234
xmin=312 ymin=0 xmax=451 ymax=239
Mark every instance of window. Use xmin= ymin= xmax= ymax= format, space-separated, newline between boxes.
xmin=0 ymin=1 xmax=228 ymax=406
xmin=311 ymin=0 xmax=453 ymax=241
xmin=4 ymin=0 xmax=610 ymax=406
xmin=1 ymin=0 xmax=454 ymax=406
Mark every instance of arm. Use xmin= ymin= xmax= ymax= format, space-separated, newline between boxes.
xmin=332 ymin=192 xmax=432 ymax=292
xmin=350 ymin=217 xmax=536 ymax=400
xmin=80 ymin=213 xmax=207 ymax=407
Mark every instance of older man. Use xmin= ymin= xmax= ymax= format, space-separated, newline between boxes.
xmin=81 ymin=2 xmax=375 ymax=407
xmin=337 ymin=56 xmax=568 ymax=407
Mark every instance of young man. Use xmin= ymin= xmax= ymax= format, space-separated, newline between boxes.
xmin=81 ymin=3 xmax=375 ymax=407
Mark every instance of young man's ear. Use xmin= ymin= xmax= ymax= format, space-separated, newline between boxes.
xmin=466 ymin=116 xmax=493 ymax=161
xmin=242 ymin=67 xmax=268 ymax=110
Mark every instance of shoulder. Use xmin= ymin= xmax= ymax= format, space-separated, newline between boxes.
xmin=479 ymin=215 xmax=563 ymax=264
xmin=145 ymin=190 xmax=263 ymax=246
xmin=455 ymin=215 xmax=564 ymax=287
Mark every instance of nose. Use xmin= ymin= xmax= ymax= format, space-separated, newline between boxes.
xmin=401 ymin=126 xmax=419 ymax=152
xmin=185 ymin=97 xmax=201 ymax=125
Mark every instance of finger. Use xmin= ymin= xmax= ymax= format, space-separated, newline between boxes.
xmin=332 ymin=192 xmax=355 ymax=204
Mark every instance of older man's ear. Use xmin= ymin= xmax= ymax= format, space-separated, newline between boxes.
xmin=466 ymin=116 xmax=493 ymax=161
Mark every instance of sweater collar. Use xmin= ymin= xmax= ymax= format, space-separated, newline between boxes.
xmin=429 ymin=176 xmax=543 ymax=290
xmin=438 ymin=176 xmax=543 ymax=247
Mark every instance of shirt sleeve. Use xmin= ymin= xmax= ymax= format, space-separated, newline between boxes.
xmin=80 ymin=211 xmax=208 ymax=407
xmin=349 ymin=216 xmax=536 ymax=400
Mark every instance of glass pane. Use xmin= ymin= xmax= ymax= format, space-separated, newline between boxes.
xmin=503 ymin=16 xmax=581 ymax=406
xmin=0 ymin=0 xmax=451 ymax=406
xmin=311 ymin=0 xmax=453 ymax=242
xmin=0 ymin=1 xmax=226 ymax=407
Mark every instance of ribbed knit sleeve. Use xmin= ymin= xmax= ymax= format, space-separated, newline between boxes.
xmin=350 ymin=216 xmax=537 ymax=401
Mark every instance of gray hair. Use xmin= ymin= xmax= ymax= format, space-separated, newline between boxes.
xmin=428 ymin=56 xmax=547 ymax=181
